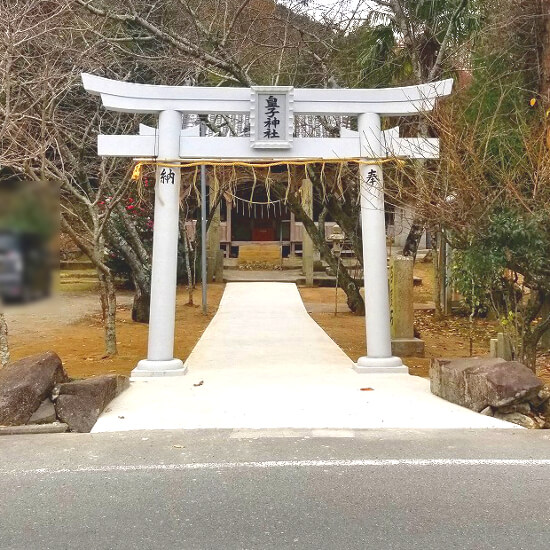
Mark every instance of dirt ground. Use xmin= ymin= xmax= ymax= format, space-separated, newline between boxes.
xmin=305 ymin=302 xmax=507 ymax=377
xmin=5 ymin=263 xmax=550 ymax=384
xmin=299 ymin=261 xmax=550 ymax=385
xmin=6 ymin=285 xmax=225 ymax=379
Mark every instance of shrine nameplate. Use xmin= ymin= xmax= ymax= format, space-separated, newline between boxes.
xmin=250 ymin=86 xmax=294 ymax=149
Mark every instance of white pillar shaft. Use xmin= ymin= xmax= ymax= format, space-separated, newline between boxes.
xmin=133 ymin=110 xmax=186 ymax=376
xmin=356 ymin=113 xmax=406 ymax=373
xmin=359 ymin=113 xmax=391 ymax=357
xmin=147 ymin=167 xmax=181 ymax=360
xmin=148 ymin=110 xmax=181 ymax=360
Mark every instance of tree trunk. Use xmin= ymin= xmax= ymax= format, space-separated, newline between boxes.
xmin=182 ymin=225 xmax=194 ymax=305
xmin=105 ymin=274 xmax=117 ymax=356
xmin=521 ymin=295 xmax=550 ymax=371
xmin=61 ymin=217 xmax=119 ymax=356
xmin=521 ymin=336 xmax=538 ymax=374
xmin=192 ymin=186 xmax=225 ymax=282
xmin=98 ymin=270 xmax=117 ymax=356
xmin=540 ymin=298 xmax=550 ymax=350
xmin=0 ymin=313 xmax=9 ymax=368
xmin=132 ymin=280 xmax=150 ymax=323
xmin=432 ymin=231 xmax=444 ymax=320
xmin=540 ymin=0 xmax=550 ymax=101
xmin=304 ymin=167 xmax=363 ymax=266
xmin=207 ymin=189 xmax=221 ymax=283
xmin=402 ymin=219 xmax=425 ymax=258
xmin=273 ymin=183 xmax=365 ymax=314
xmin=323 ymin=194 xmax=363 ymax=265
xmin=402 ymin=121 xmax=429 ymax=259
xmin=105 ymin=223 xmax=150 ymax=323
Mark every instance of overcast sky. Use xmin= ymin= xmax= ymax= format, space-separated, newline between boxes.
xmin=280 ymin=0 xmax=381 ymax=27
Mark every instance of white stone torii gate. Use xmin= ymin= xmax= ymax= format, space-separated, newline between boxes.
xmin=82 ymin=73 xmax=452 ymax=377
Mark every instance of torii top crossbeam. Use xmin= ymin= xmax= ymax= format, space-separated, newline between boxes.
xmin=82 ymin=73 xmax=452 ymax=116
xmin=82 ymin=74 xmax=452 ymax=161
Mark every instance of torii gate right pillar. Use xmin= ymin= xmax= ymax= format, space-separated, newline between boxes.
xmin=355 ymin=113 xmax=408 ymax=373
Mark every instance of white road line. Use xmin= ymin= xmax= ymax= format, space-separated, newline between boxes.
xmin=3 ymin=458 xmax=550 ymax=476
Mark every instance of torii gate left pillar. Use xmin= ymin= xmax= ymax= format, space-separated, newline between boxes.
xmin=134 ymin=110 xmax=187 ymax=376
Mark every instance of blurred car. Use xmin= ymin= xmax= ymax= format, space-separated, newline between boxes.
xmin=0 ymin=230 xmax=52 ymax=303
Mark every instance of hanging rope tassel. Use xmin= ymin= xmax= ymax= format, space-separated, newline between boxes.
xmin=192 ymin=166 xmax=201 ymax=203
xmin=320 ymin=162 xmax=327 ymax=201
xmin=134 ymin=158 xmax=406 ymax=171
xmin=249 ymin=166 xmax=257 ymax=206
xmin=284 ymin=164 xmax=292 ymax=205
xmin=131 ymin=163 xmax=143 ymax=181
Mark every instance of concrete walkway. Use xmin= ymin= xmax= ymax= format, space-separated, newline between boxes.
xmin=92 ymin=283 xmax=514 ymax=432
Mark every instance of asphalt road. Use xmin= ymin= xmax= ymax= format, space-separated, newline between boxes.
xmin=1 ymin=429 xmax=550 ymax=550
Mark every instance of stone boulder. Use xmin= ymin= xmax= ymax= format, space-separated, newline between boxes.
xmin=54 ymin=375 xmax=129 ymax=433
xmin=530 ymin=385 xmax=550 ymax=409
xmin=430 ymin=357 xmax=543 ymax=413
xmin=28 ymin=398 xmax=57 ymax=425
xmin=431 ymin=357 xmax=504 ymax=409
xmin=0 ymin=352 xmax=68 ymax=426
xmin=493 ymin=412 xmax=540 ymax=429
xmin=466 ymin=361 xmax=542 ymax=410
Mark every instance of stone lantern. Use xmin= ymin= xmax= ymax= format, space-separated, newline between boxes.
xmin=328 ymin=225 xmax=345 ymax=258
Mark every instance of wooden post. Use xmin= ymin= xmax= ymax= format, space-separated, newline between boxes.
xmin=225 ymin=197 xmax=232 ymax=250
xmin=389 ymin=255 xmax=424 ymax=357
xmin=207 ymin=183 xmax=221 ymax=283
xmin=290 ymin=211 xmax=296 ymax=257
xmin=301 ymin=178 xmax=314 ymax=286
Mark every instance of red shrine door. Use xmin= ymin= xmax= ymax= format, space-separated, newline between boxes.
xmin=252 ymin=219 xmax=276 ymax=241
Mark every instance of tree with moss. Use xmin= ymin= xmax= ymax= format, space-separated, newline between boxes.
xmin=384 ymin=0 xmax=550 ymax=371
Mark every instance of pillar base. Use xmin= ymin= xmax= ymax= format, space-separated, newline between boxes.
xmin=354 ymin=356 xmax=409 ymax=374
xmin=131 ymin=358 xmax=187 ymax=378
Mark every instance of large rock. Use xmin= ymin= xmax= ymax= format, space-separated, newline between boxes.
xmin=530 ymin=385 xmax=550 ymax=409
xmin=28 ymin=398 xmax=57 ymax=424
xmin=467 ymin=361 xmax=542 ymax=410
xmin=430 ymin=357 xmax=504 ymax=407
xmin=430 ymin=357 xmax=543 ymax=412
xmin=493 ymin=412 xmax=540 ymax=429
xmin=0 ymin=352 xmax=68 ymax=426
xmin=54 ymin=375 xmax=129 ymax=433
xmin=538 ymin=395 xmax=550 ymax=428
